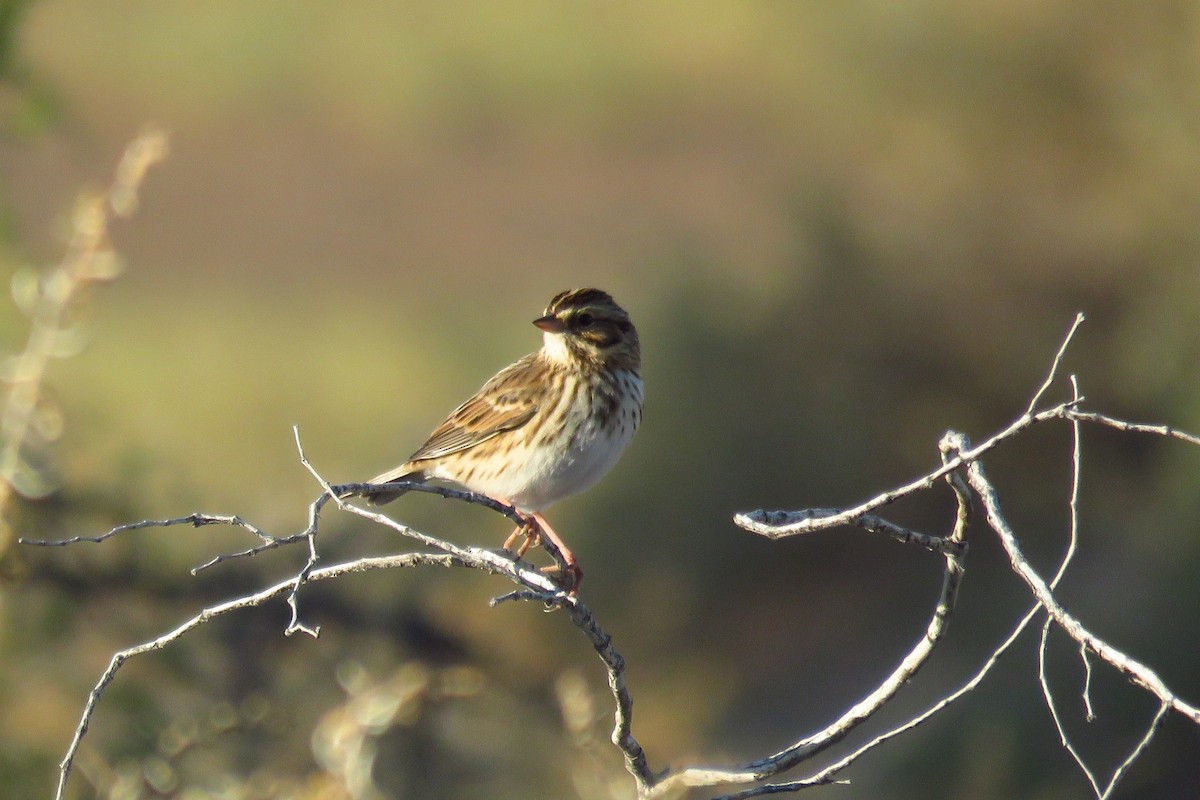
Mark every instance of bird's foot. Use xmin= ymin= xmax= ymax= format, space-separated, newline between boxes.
xmin=502 ymin=520 xmax=539 ymax=558
xmin=540 ymin=561 xmax=583 ymax=595
xmin=501 ymin=514 xmax=582 ymax=595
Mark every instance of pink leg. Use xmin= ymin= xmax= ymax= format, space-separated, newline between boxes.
xmin=496 ymin=500 xmax=582 ymax=592
xmin=529 ymin=512 xmax=583 ymax=591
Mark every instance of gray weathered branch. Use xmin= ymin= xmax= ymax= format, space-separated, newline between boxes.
xmin=23 ymin=311 xmax=1200 ymax=800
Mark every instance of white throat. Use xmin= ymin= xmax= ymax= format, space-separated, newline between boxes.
xmin=541 ymin=331 xmax=575 ymax=365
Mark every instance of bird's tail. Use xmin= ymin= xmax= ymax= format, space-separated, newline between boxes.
xmin=362 ymin=465 xmax=426 ymax=506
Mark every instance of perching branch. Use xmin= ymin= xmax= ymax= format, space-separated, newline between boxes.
xmin=24 ymin=434 xmax=651 ymax=800
xmin=20 ymin=309 xmax=1200 ymax=800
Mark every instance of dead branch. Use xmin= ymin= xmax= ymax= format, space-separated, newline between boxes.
xmin=18 ymin=308 xmax=1200 ymax=800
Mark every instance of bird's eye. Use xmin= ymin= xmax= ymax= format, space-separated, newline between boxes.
xmin=575 ymin=312 xmax=594 ymax=327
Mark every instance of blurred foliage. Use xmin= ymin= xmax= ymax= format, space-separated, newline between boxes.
xmin=2 ymin=2 xmax=1200 ymax=798
xmin=0 ymin=0 xmax=57 ymax=140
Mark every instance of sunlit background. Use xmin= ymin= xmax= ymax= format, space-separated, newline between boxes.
xmin=2 ymin=2 xmax=1200 ymax=798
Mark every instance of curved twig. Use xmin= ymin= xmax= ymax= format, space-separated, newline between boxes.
xmin=51 ymin=552 xmax=464 ymax=800
xmin=649 ymin=436 xmax=973 ymax=799
xmin=28 ymin=310 xmax=1200 ymax=800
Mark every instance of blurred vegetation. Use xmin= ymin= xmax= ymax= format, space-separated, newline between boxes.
xmin=3 ymin=1 xmax=1200 ymax=798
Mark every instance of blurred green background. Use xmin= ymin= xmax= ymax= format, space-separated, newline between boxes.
xmin=3 ymin=1 xmax=1200 ymax=798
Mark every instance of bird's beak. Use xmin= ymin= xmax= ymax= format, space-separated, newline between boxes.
xmin=533 ymin=314 xmax=566 ymax=333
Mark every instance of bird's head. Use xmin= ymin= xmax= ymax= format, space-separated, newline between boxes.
xmin=534 ymin=288 xmax=640 ymax=370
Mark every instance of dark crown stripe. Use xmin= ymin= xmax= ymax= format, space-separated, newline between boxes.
xmin=547 ymin=288 xmax=616 ymax=314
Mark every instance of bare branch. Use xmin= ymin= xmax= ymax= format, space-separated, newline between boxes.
xmin=736 ymin=507 xmax=965 ymax=555
xmin=735 ymin=313 xmax=1087 ymax=540
xmin=559 ymin=592 xmax=657 ymax=792
xmin=18 ymin=512 xmax=275 ymax=549
xmin=694 ymin=325 xmax=1196 ymax=798
xmin=958 ymin=435 xmax=1200 ymax=725
xmin=1036 ymin=372 xmax=1109 ymax=792
xmin=770 ymin=398 xmax=1083 ymax=800
xmin=51 ymin=551 xmax=464 ymax=800
xmin=27 ymin=309 xmax=1200 ymax=800
xmin=648 ymin=439 xmax=972 ymax=799
xmin=1101 ymin=702 xmax=1171 ymax=800
xmin=734 ymin=399 xmax=1079 ymax=539
xmin=1065 ymin=410 xmax=1200 ymax=447
xmin=321 ymin=473 xmax=656 ymax=789
xmin=35 ymin=428 xmax=643 ymax=800
xmin=1081 ymin=643 xmax=1096 ymax=722
xmin=1039 ymin=625 xmax=1101 ymax=795
xmin=1024 ymin=312 xmax=1085 ymax=415
xmin=702 ymin=439 xmax=975 ymax=800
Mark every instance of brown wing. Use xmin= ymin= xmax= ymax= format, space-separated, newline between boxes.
xmin=400 ymin=352 xmax=545 ymax=467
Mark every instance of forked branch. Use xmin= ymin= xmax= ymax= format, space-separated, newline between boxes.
xmin=24 ymin=445 xmax=653 ymax=800
xmin=21 ymin=312 xmax=1200 ymax=800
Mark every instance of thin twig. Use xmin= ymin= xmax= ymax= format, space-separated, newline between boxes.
xmin=19 ymin=513 xmax=275 ymax=548
xmin=290 ymin=428 xmax=655 ymax=788
xmin=711 ymin=436 xmax=975 ymax=800
xmin=32 ymin=310 xmax=1200 ymax=800
xmin=1037 ymin=373 xmax=1105 ymax=790
xmin=1065 ymin=410 xmax=1200 ymax=447
xmin=1099 ymin=702 xmax=1171 ymax=799
xmin=735 ymin=312 xmax=1086 ymax=540
xmin=960 ymin=437 xmax=1200 ymax=724
xmin=39 ymin=430 xmax=634 ymax=800
xmin=51 ymin=552 xmax=463 ymax=800
xmin=1025 ymin=313 xmax=1085 ymax=415
xmin=739 ymin=508 xmax=965 ymax=555
xmin=192 ymin=478 xmax=530 ymax=574
xmin=1081 ymin=644 xmax=1096 ymax=722
xmin=1039 ymin=622 xmax=1099 ymax=793
xmin=734 ymin=399 xmax=1080 ymax=539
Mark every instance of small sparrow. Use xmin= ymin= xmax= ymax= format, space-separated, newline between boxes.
xmin=364 ymin=288 xmax=643 ymax=589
